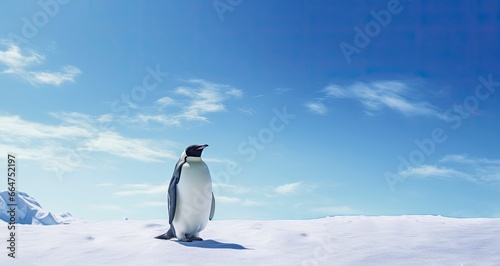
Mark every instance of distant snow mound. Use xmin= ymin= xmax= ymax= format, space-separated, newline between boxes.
xmin=0 ymin=191 xmax=72 ymax=225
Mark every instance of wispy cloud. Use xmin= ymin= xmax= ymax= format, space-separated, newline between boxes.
xmin=114 ymin=183 xmax=168 ymax=196
xmin=156 ymin=97 xmax=177 ymax=108
xmin=203 ymin=157 xmax=238 ymax=164
xmin=212 ymin=183 xmax=252 ymax=194
xmin=0 ymin=112 xmax=180 ymax=173
xmin=216 ymin=196 xmax=264 ymax=206
xmin=394 ymin=154 xmax=500 ymax=184
xmin=237 ymin=107 xmax=256 ymax=116
xmin=217 ymin=196 xmax=241 ymax=204
xmin=0 ymin=42 xmax=43 ymax=68
xmin=125 ymin=79 xmax=242 ymax=127
xmin=398 ymin=165 xmax=471 ymax=180
xmin=275 ymin=181 xmax=302 ymax=195
xmin=304 ymin=101 xmax=328 ymax=115
xmin=0 ymin=41 xmax=81 ymax=86
xmin=29 ymin=65 xmax=81 ymax=86
xmin=124 ymin=114 xmax=183 ymax=127
xmin=242 ymin=199 xmax=264 ymax=206
xmin=133 ymin=201 xmax=166 ymax=208
xmin=226 ymin=87 xmax=243 ymax=97
xmin=0 ymin=113 xmax=93 ymax=166
xmin=440 ymin=154 xmax=500 ymax=182
xmin=173 ymin=79 xmax=242 ymax=121
xmin=96 ymin=183 xmax=116 ymax=187
xmin=308 ymin=81 xmax=442 ymax=119
xmin=439 ymin=154 xmax=476 ymax=164
xmin=52 ymin=112 xmax=179 ymax=162
xmin=0 ymin=113 xmax=91 ymax=141
xmin=274 ymin=87 xmax=294 ymax=94
xmin=440 ymin=154 xmax=500 ymax=166
xmin=83 ymin=131 xmax=178 ymax=162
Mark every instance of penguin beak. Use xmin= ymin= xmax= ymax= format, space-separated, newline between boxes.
xmin=197 ymin=144 xmax=209 ymax=150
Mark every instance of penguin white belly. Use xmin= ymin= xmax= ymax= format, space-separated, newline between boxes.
xmin=172 ymin=158 xmax=212 ymax=238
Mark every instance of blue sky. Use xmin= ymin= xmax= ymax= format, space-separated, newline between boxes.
xmin=1 ymin=0 xmax=500 ymax=221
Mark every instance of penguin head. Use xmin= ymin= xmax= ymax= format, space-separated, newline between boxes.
xmin=183 ymin=144 xmax=209 ymax=158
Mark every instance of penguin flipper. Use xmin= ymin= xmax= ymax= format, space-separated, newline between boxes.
xmin=209 ymin=192 xmax=215 ymax=220
xmin=168 ymin=162 xmax=182 ymax=224
xmin=167 ymin=182 xmax=177 ymax=225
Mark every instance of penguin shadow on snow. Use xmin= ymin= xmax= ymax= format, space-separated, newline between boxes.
xmin=176 ymin=239 xmax=250 ymax=250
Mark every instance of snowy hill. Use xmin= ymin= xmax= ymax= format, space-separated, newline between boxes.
xmin=0 ymin=215 xmax=499 ymax=265
xmin=0 ymin=191 xmax=73 ymax=225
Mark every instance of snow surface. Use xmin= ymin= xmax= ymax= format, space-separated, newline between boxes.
xmin=1 ymin=192 xmax=499 ymax=265
xmin=0 ymin=215 xmax=499 ymax=265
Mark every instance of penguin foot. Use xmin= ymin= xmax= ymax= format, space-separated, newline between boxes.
xmin=178 ymin=236 xmax=203 ymax=242
xmin=155 ymin=232 xmax=173 ymax=240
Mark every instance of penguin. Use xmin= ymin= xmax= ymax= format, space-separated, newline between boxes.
xmin=155 ymin=144 xmax=215 ymax=242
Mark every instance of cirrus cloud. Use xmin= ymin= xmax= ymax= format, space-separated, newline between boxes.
xmin=124 ymin=79 xmax=243 ymax=127
xmin=0 ymin=40 xmax=81 ymax=86
xmin=304 ymin=101 xmax=328 ymax=115
xmin=307 ymin=81 xmax=443 ymax=119
xmin=275 ymin=181 xmax=302 ymax=195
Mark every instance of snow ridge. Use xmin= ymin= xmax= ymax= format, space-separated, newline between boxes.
xmin=0 ymin=191 xmax=72 ymax=225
